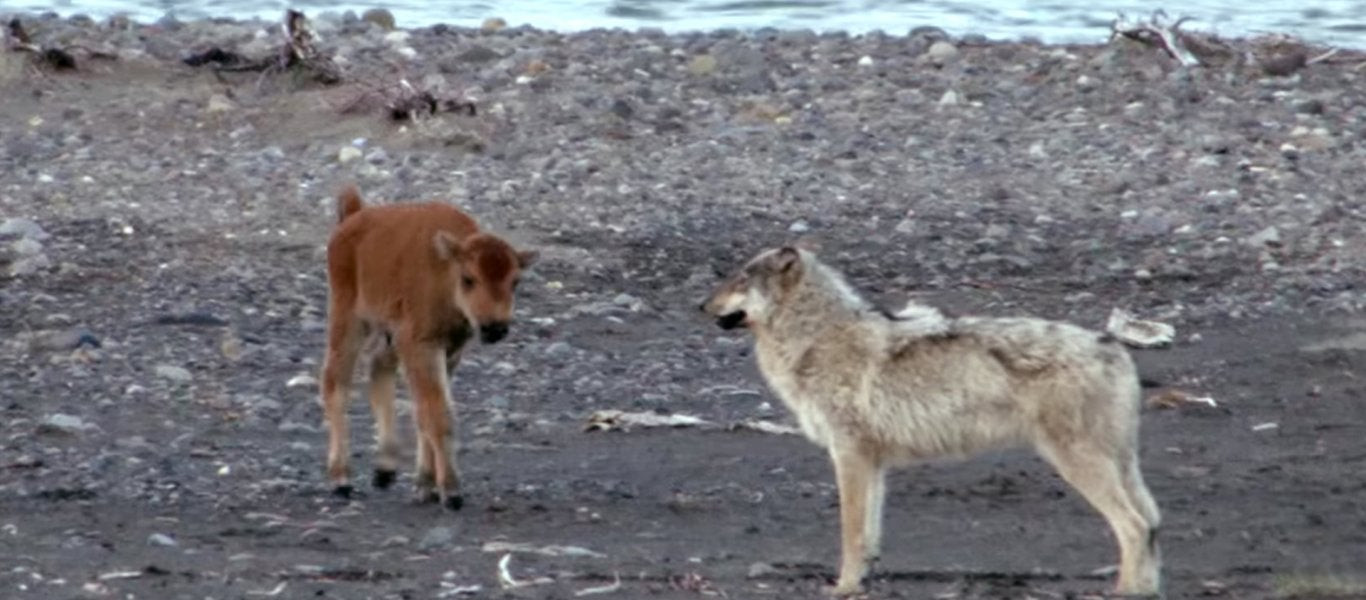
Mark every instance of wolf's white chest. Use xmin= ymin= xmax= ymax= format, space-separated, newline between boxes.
xmin=756 ymin=347 xmax=835 ymax=448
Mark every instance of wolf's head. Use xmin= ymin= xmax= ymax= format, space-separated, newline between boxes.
xmin=700 ymin=246 xmax=806 ymax=330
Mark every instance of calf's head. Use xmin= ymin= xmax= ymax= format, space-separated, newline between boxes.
xmin=434 ymin=231 xmax=537 ymax=344
xmin=700 ymin=246 xmax=804 ymax=331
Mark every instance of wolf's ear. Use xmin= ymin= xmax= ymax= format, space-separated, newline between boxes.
xmin=516 ymin=249 xmax=539 ymax=269
xmin=433 ymin=231 xmax=462 ymax=261
xmin=791 ymin=237 xmax=823 ymax=253
xmin=773 ymin=246 xmax=801 ymax=273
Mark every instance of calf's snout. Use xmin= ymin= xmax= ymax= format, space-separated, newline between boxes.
xmin=479 ymin=322 xmax=509 ymax=344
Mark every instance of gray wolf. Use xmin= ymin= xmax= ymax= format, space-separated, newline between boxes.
xmin=701 ymin=246 xmax=1161 ymax=596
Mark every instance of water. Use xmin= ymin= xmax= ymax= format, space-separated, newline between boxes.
xmin=3 ymin=0 xmax=1365 ymax=47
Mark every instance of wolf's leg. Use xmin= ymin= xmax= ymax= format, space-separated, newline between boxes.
xmin=1037 ymin=440 xmax=1160 ymax=596
xmin=863 ymin=463 xmax=887 ymax=566
xmin=829 ymin=449 xmax=876 ymax=596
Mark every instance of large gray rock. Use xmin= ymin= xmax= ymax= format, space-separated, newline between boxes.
xmin=155 ymin=364 xmax=193 ymax=383
xmin=0 ymin=218 xmax=49 ymax=241
xmin=418 ymin=526 xmax=455 ymax=550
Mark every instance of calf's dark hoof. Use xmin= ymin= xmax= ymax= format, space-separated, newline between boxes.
xmin=444 ymin=494 xmax=464 ymax=511
xmin=373 ymin=469 xmax=397 ymax=489
xmin=332 ymin=484 xmax=354 ymax=499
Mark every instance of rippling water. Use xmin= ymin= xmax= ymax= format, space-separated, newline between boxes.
xmin=4 ymin=0 xmax=1365 ymax=46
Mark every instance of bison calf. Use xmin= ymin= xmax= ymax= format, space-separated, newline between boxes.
xmin=321 ymin=184 xmax=536 ymax=510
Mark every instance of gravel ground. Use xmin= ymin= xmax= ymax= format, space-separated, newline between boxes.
xmin=2 ymin=11 xmax=1365 ymax=600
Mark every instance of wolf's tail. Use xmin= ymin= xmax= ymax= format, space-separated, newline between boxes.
xmin=337 ymin=184 xmax=364 ymax=223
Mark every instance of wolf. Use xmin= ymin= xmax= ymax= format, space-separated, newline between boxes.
xmin=321 ymin=184 xmax=537 ymax=510
xmin=701 ymin=246 xmax=1162 ymax=596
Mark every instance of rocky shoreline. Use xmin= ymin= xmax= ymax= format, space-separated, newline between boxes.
xmin=3 ymin=10 xmax=1366 ymax=600
xmin=3 ymin=11 xmax=1364 ymax=324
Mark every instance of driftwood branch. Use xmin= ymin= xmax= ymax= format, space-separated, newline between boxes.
xmin=1110 ymin=11 xmax=1366 ymax=75
xmin=1112 ymin=10 xmax=1201 ymax=67
xmin=6 ymin=17 xmax=111 ymax=71
xmin=335 ymin=76 xmax=477 ymax=123
xmin=183 ymin=10 xmax=339 ymax=87
xmin=7 ymin=18 xmax=34 ymax=47
xmin=277 ymin=9 xmax=339 ymax=82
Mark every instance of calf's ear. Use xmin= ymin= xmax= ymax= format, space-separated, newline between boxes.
xmin=516 ymin=249 xmax=539 ymax=269
xmin=433 ymin=231 xmax=462 ymax=261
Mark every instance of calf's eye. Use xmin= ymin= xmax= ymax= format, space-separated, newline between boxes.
xmin=462 ymin=276 xmax=475 ymax=288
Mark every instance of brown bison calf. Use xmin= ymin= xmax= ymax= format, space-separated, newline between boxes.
xmin=321 ymin=185 xmax=536 ymax=510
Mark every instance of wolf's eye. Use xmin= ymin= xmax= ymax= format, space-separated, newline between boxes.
xmin=462 ymin=276 xmax=475 ymax=288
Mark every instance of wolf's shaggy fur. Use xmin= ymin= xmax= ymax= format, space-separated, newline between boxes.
xmin=703 ymin=247 xmax=1162 ymax=596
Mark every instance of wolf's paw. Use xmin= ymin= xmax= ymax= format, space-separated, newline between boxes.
xmin=825 ymin=581 xmax=865 ymax=597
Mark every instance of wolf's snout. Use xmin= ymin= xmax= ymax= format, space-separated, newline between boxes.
xmin=716 ymin=311 xmax=747 ymax=330
xmin=479 ymin=322 xmax=509 ymax=344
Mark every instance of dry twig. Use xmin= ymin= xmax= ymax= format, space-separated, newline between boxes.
xmin=335 ymin=76 xmax=477 ymax=122
xmin=1112 ymin=10 xmax=1201 ymax=67
xmin=496 ymin=554 xmax=554 ymax=589
xmin=574 ymin=573 xmax=623 ymax=597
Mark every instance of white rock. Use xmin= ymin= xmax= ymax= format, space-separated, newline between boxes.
xmin=857 ymin=55 xmax=874 ymax=67
xmin=788 ymin=220 xmax=810 ymax=233
xmin=11 ymin=238 xmax=44 ymax=256
xmin=155 ymin=364 xmax=193 ymax=382
xmin=206 ymin=94 xmax=236 ymax=113
xmin=9 ymin=254 xmax=52 ymax=277
xmin=925 ymin=41 xmax=959 ymax=62
xmin=41 ymin=413 xmax=97 ymax=434
xmin=544 ymin=341 xmax=572 ymax=356
xmin=1105 ymin=308 xmax=1175 ymax=349
xmin=147 ymin=533 xmax=178 ymax=547
xmin=364 ymin=148 xmax=390 ymax=164
xmin=1246 ymin=226 xmax=1281 ymax=247
xmin=748 ymin=562 xmax=780 ymax=578
xmin=938 ymin=89 xmax=960 ymax=106
xmin=278 ymin=421 xmax=318 ymax=434
xmin=612 ymin=293 xmax=642 ymax=309
xmin=286 ymin=373 xmax=318 ymax=388
xmin=0 ymin=217 xmax=49 ymax=240
xmin=337 ymin=146 xmax=363 ymax=164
